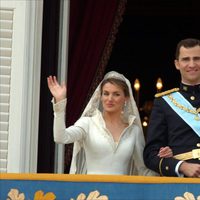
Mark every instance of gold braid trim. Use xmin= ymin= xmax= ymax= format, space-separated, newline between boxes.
xmin=167 ymin=94 xmax=199 ymax=115
xmin=155 ymin=88 xmax=179 ymax=98
xmin=159 ymin=158 xmax=164 ymax=176
xmin=167 ymin=94 xmax=200 ymax=120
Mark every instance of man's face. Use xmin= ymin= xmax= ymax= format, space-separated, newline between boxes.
xmin=175 ymin=45 xmax=200 ymax=85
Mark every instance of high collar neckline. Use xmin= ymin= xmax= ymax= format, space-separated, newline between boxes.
xmin=180 ymin=83 xmax=200 ymax=93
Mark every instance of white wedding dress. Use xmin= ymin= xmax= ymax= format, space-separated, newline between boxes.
xmin=52 ymin=71 xmax=157 ymax=176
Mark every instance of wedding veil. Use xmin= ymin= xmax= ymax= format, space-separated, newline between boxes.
xmin=82 ymin=71 xmax=142 ymax=129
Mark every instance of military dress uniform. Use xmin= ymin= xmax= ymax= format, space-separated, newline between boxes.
xmin=143 ymin=83 xmax=200 ymax=177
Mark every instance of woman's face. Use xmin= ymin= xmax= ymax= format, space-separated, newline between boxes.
xmin=101 ymin=82 xmax=127 ymax=114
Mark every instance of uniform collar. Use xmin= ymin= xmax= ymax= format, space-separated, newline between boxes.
xmin=180 ymin=83 xmax=200 ymax=94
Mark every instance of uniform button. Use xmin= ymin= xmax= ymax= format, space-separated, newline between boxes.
xmin=197 ymin=143 xmax=200 ymax=147
xmin=165 ymin=166 xmax=169 ymax=171
xmin=190 ymin=96 xmax=195 ymax=100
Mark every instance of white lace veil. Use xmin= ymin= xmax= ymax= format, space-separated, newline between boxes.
xmin=70 ymin=71 xmax=143 ymax=174
xmin=81 ymin=70 xmax=142 ymax=128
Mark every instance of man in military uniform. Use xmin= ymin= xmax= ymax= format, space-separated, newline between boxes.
xmin=143 ymin=38 xmax=200 ymax=177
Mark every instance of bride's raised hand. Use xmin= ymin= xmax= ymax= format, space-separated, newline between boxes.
xmin=47 ymin=76 xmax=67 ymax=103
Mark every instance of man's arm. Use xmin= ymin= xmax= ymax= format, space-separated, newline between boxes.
xmin=143 ymin=98 xmax=179 ymax=176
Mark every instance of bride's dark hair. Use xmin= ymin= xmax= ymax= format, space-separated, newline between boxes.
xmin=100 ymin=78 xmax=130 ymax=97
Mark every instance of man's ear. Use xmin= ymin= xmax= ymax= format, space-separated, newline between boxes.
xmin=174 ymin=59 xmax=180 ymax=70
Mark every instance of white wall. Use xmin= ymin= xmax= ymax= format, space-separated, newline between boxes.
xmin=0 ymin=0 xmax=43 ymax=173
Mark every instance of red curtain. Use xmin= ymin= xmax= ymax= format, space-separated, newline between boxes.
xmin=67 ymin=0 xmax=127 ymax=125
xmin=65 ymin=0 xmax=127 ymax=173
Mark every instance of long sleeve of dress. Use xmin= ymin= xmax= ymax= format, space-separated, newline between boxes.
xmin=132 ymin=125 xmax=158 ymax=176
xmin=52 ymin=99 xmax=87 ymax=144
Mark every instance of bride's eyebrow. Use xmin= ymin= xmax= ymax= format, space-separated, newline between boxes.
xmin=102 ymin=90 xmax=122 ymax=94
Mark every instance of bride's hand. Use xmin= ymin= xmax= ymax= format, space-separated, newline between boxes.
xmin=158 ymin=146 xmax=173 ymax=158
xmin=47 ymin=76 xmax=67 ymax=103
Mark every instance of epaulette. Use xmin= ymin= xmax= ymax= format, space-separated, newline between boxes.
xmin=155 ymin=88 xmax=179 ymax=98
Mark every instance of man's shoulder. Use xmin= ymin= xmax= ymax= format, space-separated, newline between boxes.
xmin=154 ymin=88 xmax=180 ymax=98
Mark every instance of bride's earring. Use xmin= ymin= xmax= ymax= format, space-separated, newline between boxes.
xmin=124 ymin=101 xmax=127 ymax=107
xmin=121 ymin=101 xmax=126 ymax=115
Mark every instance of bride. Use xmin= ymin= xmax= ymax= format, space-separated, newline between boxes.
xmin=47 ymin=71 xmax=171 ymax=175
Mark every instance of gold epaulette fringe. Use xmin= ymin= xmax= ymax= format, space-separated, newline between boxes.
xmin=155 ymin=88 xmax=179 ymax=98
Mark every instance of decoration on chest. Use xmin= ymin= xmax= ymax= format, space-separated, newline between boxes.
xmin=162 ymin=92 xmax=200 ymax=137
xmin=167 ymin=94 xmax=200 ymax=121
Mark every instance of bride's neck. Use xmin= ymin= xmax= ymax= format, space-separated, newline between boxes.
xmin=103 ymin=111 xmax=122 ymax=123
